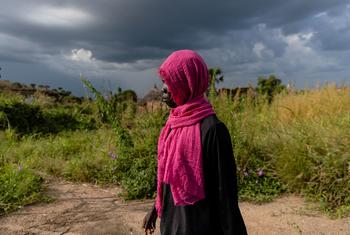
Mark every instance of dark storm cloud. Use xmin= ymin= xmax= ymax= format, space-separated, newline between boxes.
xmin=1 ymin=0 xmax=350 ymax=96
xmin=1 ymin=0 xmax=349 ymax=64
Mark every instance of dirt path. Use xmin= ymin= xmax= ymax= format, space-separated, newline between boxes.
xmin=0 ymin=178 xmax=349 ymax=235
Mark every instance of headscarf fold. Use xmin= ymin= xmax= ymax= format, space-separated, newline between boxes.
xmin=156 ymin=50 xmax=215 ymax=217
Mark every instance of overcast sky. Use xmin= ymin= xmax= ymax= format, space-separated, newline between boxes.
xmin=1 ymin=0 xmax=350 ymax=97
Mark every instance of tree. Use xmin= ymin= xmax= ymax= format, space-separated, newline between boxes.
xmin=209 ymin=68 xmax=224 ymax=85
xmin=61 ymin=90 xmax=72 ymax=97
xmin=208 ymin=68 xmax=224 ymax=97
xmin=256 ymin=75 xmax=285 ymax=103
xmin=12 ymin=82 xmax=22 ymax=88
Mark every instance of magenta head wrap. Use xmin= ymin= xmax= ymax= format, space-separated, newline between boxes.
xmin=156 ymin=50 xmax=215 ymax=217
xmin=158 ymin=50 xmax=210 ymax=105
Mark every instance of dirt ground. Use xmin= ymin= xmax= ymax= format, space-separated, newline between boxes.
xmin=0 ymin=177 xmax=349 ymax=235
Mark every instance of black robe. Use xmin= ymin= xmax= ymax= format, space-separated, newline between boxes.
xmin=159 ymin=115 xmax=247 ymax=235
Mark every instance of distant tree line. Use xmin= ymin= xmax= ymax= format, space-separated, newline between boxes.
xmin=208 ymin=67 xmax=286 ymax=103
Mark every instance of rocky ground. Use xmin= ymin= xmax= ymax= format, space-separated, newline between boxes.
xmin=0 ymin=177 xmax=349 ymax=235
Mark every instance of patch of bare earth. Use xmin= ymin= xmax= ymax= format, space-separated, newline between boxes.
xmin=0 ymin=178 xmax=349 ymax=235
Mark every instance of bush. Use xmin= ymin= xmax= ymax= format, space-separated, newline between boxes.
xmin=256 ymin=75 xmax=286 ymax=103
xmin=0 ymin=97 xmax=98 ymax=135
xmin=0 ymin=101 xmax=46 ymax=134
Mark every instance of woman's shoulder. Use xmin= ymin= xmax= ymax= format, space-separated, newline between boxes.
xmin=200 ymin=115 xmax=228 ymax=137
xmin=201 ymin=114 xmax=219 ymax=127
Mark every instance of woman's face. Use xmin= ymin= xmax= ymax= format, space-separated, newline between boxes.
xmin=161 ymin=81 xmax=177 ymax=108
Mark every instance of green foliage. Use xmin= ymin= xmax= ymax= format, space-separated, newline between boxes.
xmin=211 ymin=93 xmax=285 ymax=202
xmin=81 ymin=79 xmax=115 ymax=124
xmin=119 ymin=89 xmax=138 ymax=102
xmin=1 ymin=128 xmax=118 ymax=184
xmin=0 ymin=96 xmax=97 ymax=135
xmin=1 ymin=83 xmax=349 ymax=218
xmin=208 ymin=67 xmax=224 ymax=97
xmin=112 ymin=109 xmax=167 ymax=199
xmin=239 ymin=173 xmax=284 ymax=202
xmin=43 ymin=106 xmax=97 ymax=132
xmin=271 ymin=116 xmax=350 ymax=216
xmin=80 ymin=80 xmax=160 ymax=198
xmin=256 ymin=75 xmax=286 ymax=103
xmin=212 ymin=85 xmax=350 ymax=216
xmin=81 ymin=78 xmax=137 ymax=125
xmin=209 ymin=67 xmax=224 ymax=85
xmin=0 ymin=107 xmax=166 ymax=200
xmin=0 ymin=164 xmax=44 ymax=214
xmin=0 ymin=100 xmax=46 ymax=134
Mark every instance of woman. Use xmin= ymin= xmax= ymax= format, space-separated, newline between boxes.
xmin=143 ymin=50 xmax=247 ymax=235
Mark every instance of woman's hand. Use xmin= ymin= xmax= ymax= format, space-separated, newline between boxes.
xmin=142 ymin=204 xmax=157 ymax=234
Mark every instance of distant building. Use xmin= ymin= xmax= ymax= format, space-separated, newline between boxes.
xmin=139 ymin=85 xmax=165 ymax=111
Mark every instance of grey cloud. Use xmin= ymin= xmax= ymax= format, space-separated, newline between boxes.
xmin=1 ymin=0 xmax=350 ymax=96
xmin=2 ymin=0 xmax=349 ymax=64
xmin=310 ymin=9 xmax=350 ymax=51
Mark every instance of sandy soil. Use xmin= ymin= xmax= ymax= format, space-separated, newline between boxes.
xmin=0 ymin=177 xmax=349 ymax=235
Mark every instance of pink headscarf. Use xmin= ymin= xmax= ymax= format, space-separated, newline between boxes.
xmin=156 ymin=50 xmax=215 ymax=217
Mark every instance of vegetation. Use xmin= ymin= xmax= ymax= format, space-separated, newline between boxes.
xmin=0 ymin=162 xmax=45 ymax=214
xmin=208 ymin=67 xmax=224 ymax=97
xmin=0 ymin=94 xmax=97 ymax=136
xmin=82 ymin=78 xmax=165 ymax=199
xmin=211 ymin=84 xmax=350 ymax=217
xmin=0 ymin=79 xmax=349 ymax=218
xmin=256 ymin=75 xmax=286 ymax=103
xmin=0 ymin=80 xmax=82 ymax=103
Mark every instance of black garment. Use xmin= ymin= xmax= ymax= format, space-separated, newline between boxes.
xmin=160 ymin=115 xmax=247 ymax=235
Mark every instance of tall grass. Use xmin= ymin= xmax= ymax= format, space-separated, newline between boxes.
xmin=0 ymin=164 xmax=44 ymax=214
xmin=1 ymin=85 xmax=349 ymax=217
xmin=1 ymin=128 xmax=117 ymax=184
xmin=113 ymin=108 xmax=167 ymax=199
xmin=0 ymin=131 xmax=45 ymax=214
xmin=211 ymin=85 xmax=350 ymax=216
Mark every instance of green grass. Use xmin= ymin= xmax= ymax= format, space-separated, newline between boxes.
xmin=211 ymin=85 xmax=350 ymax=216
xmin=1 ymin=85 xmax=349 ymax=217
xmin=0 ymin=163 xmax=44 ymax=214
xmin=112 ymin=108 xmax=167 ymax=199
xmin=1 ymin=128 xmax=117 ymax=184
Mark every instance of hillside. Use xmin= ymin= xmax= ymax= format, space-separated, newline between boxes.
xmin=0 ymin=80 xmax=82 ymax=103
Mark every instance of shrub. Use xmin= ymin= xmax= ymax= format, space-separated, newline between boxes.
xmin=0 ymin=101 xmax=46 ymax=134
xmin=0 ymin=97 xmax=98 ymax=135
xmin=256 ymin=75 xmax=286 ymax=103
